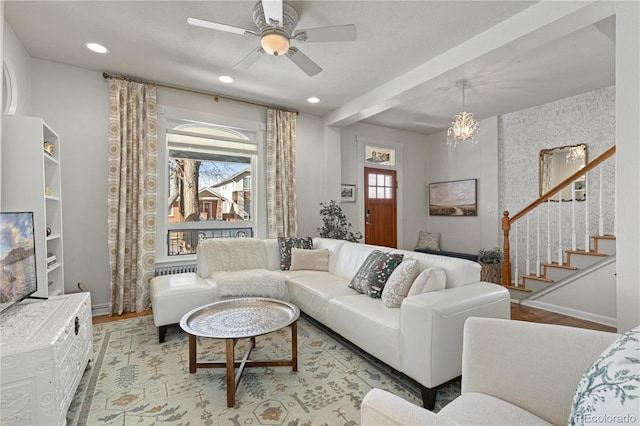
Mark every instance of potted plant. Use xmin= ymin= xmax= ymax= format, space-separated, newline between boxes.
xmin=477 ymin=247 xmax=502 ymax=284
xmin=318 ymin=200 xmax=363 ymax=243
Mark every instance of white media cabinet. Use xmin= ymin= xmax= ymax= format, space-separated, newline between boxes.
xmin=0 ymin=293 xmax=92 ymax=425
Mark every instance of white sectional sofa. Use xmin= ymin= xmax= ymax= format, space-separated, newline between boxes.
xmin=150 ymin=237 xmax=510 ymax=409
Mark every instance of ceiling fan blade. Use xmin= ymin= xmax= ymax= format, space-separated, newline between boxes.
xmin=187 ymin=17 xmax=256 ymax=36
xmin=286 ymin=47 xmax=322 ymax=77
xmin=261 ymin=0 xmax=283 ymax=26
xmin=294 ymin=24 xmax=357 ymax=42
xmin=234 ymin=47 xmax=265 ymax=70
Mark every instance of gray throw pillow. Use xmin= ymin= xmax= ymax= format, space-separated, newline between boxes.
xmin=349 ymin=250 xmax=404 ymax=298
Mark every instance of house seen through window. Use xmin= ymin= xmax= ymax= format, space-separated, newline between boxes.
xmin=164 ymin=118 xmax=258 ymax=256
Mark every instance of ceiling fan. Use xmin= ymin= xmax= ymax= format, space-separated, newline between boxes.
xmin=187 ymin=0 xmax=356 ymax=77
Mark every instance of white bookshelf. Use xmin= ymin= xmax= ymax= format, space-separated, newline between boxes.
xmin=1 ymin=115 xmax=65 ymax=297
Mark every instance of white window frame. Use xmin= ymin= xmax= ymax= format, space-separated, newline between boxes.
xmin=156 ymin=106 xmax=266 ymax=265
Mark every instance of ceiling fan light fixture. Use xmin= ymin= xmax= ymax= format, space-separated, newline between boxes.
xmin=261 ymin=33 xmax=290 ymax=56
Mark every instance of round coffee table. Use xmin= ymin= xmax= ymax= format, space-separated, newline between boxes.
xmin=180 ymin=297 xmax=300 ymax=407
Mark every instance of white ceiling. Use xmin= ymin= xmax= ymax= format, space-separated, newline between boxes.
xmin=4 ymin=1 xmax=615 ymax=135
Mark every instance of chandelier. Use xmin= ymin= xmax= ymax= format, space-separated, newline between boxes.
xmin=447 ymin=83 xmax=479 ymax=147
xmin=566 ymin=145 xmax=585 ymax=164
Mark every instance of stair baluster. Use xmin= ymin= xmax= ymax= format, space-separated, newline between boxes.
xmin=501 ymin=146 xmax=616 ymax=292
xmin=557 ymin=195 xmax=563 ymax=265
xmin=599 ymin=167 xmax=604 ymax=236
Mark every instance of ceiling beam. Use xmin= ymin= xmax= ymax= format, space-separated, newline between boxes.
xmin=322 ymin=0 xmax=615 ymax=129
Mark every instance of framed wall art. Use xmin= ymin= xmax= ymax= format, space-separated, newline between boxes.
xmin=429 ymin=179 xmax=477 ymax=216
xmin=341 ymin=184 xmax=356 ymax=202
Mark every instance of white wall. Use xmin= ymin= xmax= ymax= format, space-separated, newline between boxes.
xmin=340 ymin=122 xmax=429 ymax=250
xmin=615 ymin=0 xmax=640 ymax=333
xmin=2 ymin=20 xmax=30 ymax=116
xmin=524 ymin=259 xmax=617 ymax=327
xmin=423 ymin=116 xmax=500 ymax=253
xmin=26 ymin=59 xmax=327 ymax=313
xmin=30 ymin=60 xmax=111 ymax=310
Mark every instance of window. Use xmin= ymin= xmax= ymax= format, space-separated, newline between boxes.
xmin=368 ymin=173 xmax=393 ymax=199
xmin=157 ymin=110 xmax=264 ymax=260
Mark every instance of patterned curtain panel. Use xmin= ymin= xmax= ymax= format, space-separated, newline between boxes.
xmin=107 ymin=78 xmax=158 ymax=315
xmin=266 ymin=108 xmax=298 ymax=238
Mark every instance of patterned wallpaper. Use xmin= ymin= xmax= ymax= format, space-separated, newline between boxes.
xmin=498 ymin=86 xmax=616 ymax=275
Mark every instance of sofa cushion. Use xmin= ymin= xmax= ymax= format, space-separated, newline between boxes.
xmin=290 ymin=248 xmax=330 ymax=271
xmin=197 ymin=238 xmax=267 ymax=277
xmin=328 ymin=294 xmax=402 ymax=370
xmin=381 ymin=258 xmax=421 ymax=308
xmin=209 ymin=269 xmax=288 ymax=300
xmin=333 ymin=241 xmax=393 ymax=281
xmin=349 ymin=250 xmax=404 ymax=298
xmin=277 ymin=237 xmax=313 ymax=270
xmin=438 ymin=393 xmax=552 ymax=425
xmin=392 ymin=249 xmax=480 ymax=288
xmin=416 ymin=231 xmax=440 ymax=251
xmin=287 ymin=272 xmax=356 ymax=324
xmin=568 ymin=326 xmax=640 ymax=426
xmin=407 ymin=267 xmax=447 ymax=296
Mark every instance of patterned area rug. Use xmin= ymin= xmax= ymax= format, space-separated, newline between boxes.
xmin=67 ymin=314 xmax=460 ymax=425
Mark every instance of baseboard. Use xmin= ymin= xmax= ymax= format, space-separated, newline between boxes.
xmin=521 ymin=300 xmax=617 ymax=328
xmin=91 ymin=303 xmax=109 ymax=317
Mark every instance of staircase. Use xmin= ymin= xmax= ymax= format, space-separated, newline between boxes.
xmin=501 ymin=146 xmax=616 ymax=303
xmin=509 ymin=234 xmax=616 ymax=301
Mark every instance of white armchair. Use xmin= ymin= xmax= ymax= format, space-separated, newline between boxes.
xmin=362 ymin=317 xmax=620 ymax=425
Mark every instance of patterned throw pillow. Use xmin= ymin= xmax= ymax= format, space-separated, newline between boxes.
xmin=349 ymin=250 xmax=404 ymax=298
xmin=407 ymin=267 xmax=447 ymax=296
xmin=568 ymin=326 xmax=640 ymax=426
xmin=277 ymin=237 xmax=313 ymax=270
xmin=381 ymin=259 xmax=421 ymax=308
xmin=290 ymin=248 xmax=330 ymax=271
xmin=416 ymin=231 xmax=441 ymax=251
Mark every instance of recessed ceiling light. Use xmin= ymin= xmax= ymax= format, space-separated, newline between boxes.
xmin=307 ymin=97 xmax=320 ymax=104
xmin=85 ymin=42 xmax=109 ymax=54
xmin=219 ymin=76 xmax=234 ymax=84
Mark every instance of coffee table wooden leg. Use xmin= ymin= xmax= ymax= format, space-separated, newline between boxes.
xmin=226 ymin=338 xmax=235 ymax=407
xmin=189 ymin=334 xmax=197 ymax=373
xmin=291 ymin=320 xmax=298 ymax=372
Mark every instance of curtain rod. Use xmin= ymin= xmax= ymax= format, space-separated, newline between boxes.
xmin=102 ymin=72 xmax=298 ymax=114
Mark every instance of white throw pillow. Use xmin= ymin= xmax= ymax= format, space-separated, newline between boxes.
xmin=289 ymin=248 xmax=330 ymax=271
xmin=407 ymin=267 xmax=447 ymax=296
xmin=416 ymin=231 xmax=441 ymax=251
xmin=568 ymin=326 xmax=640 ymax=426
xmin=381 ymin=259 xmax=421 ymax=308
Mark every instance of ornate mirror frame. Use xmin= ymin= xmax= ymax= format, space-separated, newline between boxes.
xmin=539 ymin=144 xmax=587 ymax=201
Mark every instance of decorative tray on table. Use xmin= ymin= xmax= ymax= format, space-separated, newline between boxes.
xmin=179 ymin=297 xmax=300 ymax=339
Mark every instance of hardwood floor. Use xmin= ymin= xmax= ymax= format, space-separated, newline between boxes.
xmin=92 ymin=309 xmax=152 ymax=324
xmin=510 ymin=303 xmax=616 ymax=332
xmin=93 ymin=304 xmax=617 ymax=333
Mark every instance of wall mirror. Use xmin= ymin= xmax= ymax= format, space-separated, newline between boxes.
xmin=539 ymin=144 xmax=587 ymax=201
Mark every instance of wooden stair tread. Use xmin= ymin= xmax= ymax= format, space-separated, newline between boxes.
xmin=521 ymin=274 xmax=554 ymax=283
xmin=565 ymin=250 xmax=607 ymax=257
xmin=542 ymin=263 xmax=578 ymax=270
xmin=502 ymin=284 xmax=532 ymax=293
xmin=592 ymin=235 xmax=616 ymax=240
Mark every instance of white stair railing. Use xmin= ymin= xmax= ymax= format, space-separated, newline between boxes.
xmin=501 ymin=146 xmax=616 ymax=288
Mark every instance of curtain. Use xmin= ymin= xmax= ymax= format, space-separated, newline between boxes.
xmin=266 ymin=108 xmax=298 ymax=238
xmin=107 ymin=78 xmax=158 ymax=315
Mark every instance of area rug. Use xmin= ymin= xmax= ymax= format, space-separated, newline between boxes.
xmin=67 ymin=314 xmax=460 ymax=425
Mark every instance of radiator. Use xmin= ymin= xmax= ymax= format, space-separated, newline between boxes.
xmin=154 ymin=264 xmax=197 ymax=276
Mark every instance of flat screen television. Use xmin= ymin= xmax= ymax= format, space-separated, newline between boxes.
xmin=0 ymin=212 xmax=38 ymax=313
